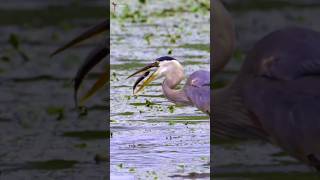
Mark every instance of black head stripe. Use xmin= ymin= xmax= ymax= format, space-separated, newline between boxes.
xmin=156 ymin=56 xmax=176 ymax=62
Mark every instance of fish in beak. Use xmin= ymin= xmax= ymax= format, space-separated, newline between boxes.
xmin=127 ymin=61 xmax=160 ymax=95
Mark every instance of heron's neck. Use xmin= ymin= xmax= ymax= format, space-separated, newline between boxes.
xmin=214 ymin=85 xmax=266 ymax=139
xmin=162 ymin=72 xmax=191 ymax=106
xmin=212 ymin=0 xmax=236 ymax=72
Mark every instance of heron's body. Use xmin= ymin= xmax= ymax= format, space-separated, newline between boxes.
xmin=210 ymin=0 xmax=320 ymax=169
xmin=162 ymin=69 xmax=210 ymax=114
xmin=183 ymin=70 xmax=210 ymax=114
xmin=216 ymin=27 xmax=320 ymax=168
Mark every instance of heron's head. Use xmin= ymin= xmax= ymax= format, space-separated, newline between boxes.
xmin=128 ymin=56 xmax=184 ymax=95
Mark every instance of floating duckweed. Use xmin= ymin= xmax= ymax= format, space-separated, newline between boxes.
xmin=9 ymin=33 xmax=20 ymax=49
xmin=8 ymin=33 xmax=30 ymax=62
xmin=179 ymin=43 xmax=209 ymax=52
xmin=118 ymin=163 xmax=124 ymax=168
xmin=178 ymin=164 xmax=185 ymax=169
xmin=125 ymin=95 xmax=131 ymax=100
xmin=166 ymin=33 xmax=181 ymax=44
xmin=200 ymin=156 xmax=206 ymax=160
xmin=1 ymin=56 xmax=10 ymax=63
xmin=119 ymin=4 xmax=148 ymax=23
xmin=271 ymin=151 xmax=289 ymax=157
xmin=118 ymin=112 xmax=134 ymax=116
xmin=28 ymin=160 xmax=78 ymax=170
xmin=144 ymin=33 xmax=154 ymax=45
xmin=51 ymin=32 xmax=60 ymax=41
xmin=74 ymin=143 xmax=87 ymax=149
xmin=168 ymin=105 xmax=175 ymax=113
xmin=168 ymin=120 xmax=176 ymax=126
xmin=62 ymin=130 xmax=108 ymax=140
xmin=78 ymin=106 xmax=88 ymax=117
xmin=145 ymin=99 xmax=154 ymax=107
xmin=94 ymin=154 xmax=109 ymax=164
xmin=46 ymin=106 xmax=64 ymax=120
xmin=111 ymin=72 xmax=119 ymax=81
xmin=129 ymin=167 xmax=136 ymax=172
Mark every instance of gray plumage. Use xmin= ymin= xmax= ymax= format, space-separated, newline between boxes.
xmin=217 ymin=27 xmax=320 ymax=168
xmin=242 ymin=27 xmax=320 ymax=166
xmin=184 ymin=70 xmax=210 ymax=114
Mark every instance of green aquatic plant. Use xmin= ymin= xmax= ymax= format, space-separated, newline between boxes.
xmin=46 ymin=106 xmax=65 ymax=120
xmin=74 ymin=143 xmax=87 ymax=149
xmin=145 ymin=99 xmax=154 ymax=107
xmin=118 ymin=163 xmax=124 ymax=168
xmin=94 ymin=154 xmax=109 ymax=163
xmin=125 ymin=95 xmax=131 ymax=100
xmin=119 ymin=4 xmax=148 ymax=23
xmin=168 ymin=105 xmax=175 ymax=113
xmin=178 ymin=164 xmax=185 ymax=170
xmin=143 ymin=33 xmax=154 ymax=45
xmin=110 ymin=119 xmax=117 ymax=123
xmin=111 ymin=71 xmax=119 ymax=81
xmin=179 ymin=43 xmax=210 ymax=52
xmin=27 ymin=160 xmax=78 ymax=170
xmin=168 ymin=120 xmax=176 ymax=126
xmin=164 ymin=31 xmax=181 ymax=44
xmin=62 ymin=130 xmax=109 ymax=140
xmin=118 ymin=112 xmax=134 ymax=116
xmin=129 ymin=167 xmax=136 ymax=172
xmin=8 ymin=33 xmax=29 ymax=62
xmin=138 ymin=0 xmax=146 ymax=4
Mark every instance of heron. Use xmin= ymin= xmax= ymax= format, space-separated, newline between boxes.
xmin=127 ymin=56 xmax=210 ymax=114
xmin=212 ymin=0 xmax=320 ymax=170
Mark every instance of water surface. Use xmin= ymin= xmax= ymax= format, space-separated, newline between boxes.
xmin=110 ymin=0 xmax=210 ymax=179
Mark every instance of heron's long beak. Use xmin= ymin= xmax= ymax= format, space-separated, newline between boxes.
xmin=50 ymin=20 xmax=108 ymax=56
xmin=50 ymin=20 xmax=109 ymax=106
xmin=127 ymin=61 xmax=159 ymax=95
